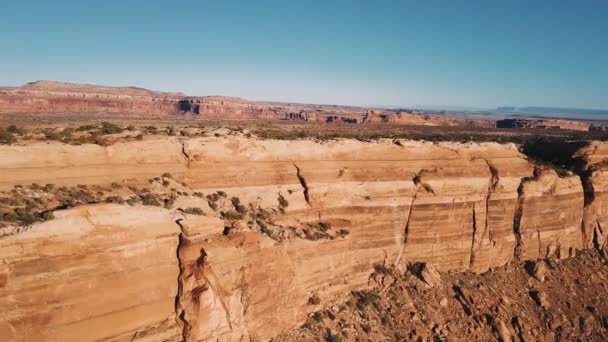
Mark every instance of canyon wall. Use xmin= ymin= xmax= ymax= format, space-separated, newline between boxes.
xmin=0 ymin=137 xmax=606 ymax=341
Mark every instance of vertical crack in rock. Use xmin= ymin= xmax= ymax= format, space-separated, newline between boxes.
xmin=484 ymin=160 xmax=499 ymax=245
xmin=174 ymin=218 xmax=192 ymax=342
xmin=180 ymin=140 xmax=191 ymax=167
xmin=394 ymin=198 xmax=415 ymax=265
xmin=396 ymin=169 xmax=437 ymax=265
xmin=469 ymin=203 xmax=477 ymax=267
xmin=594 ymin=219 xmax=605 ymax=249
xmin=174 ymin=218 xmax=233 ymax=341
xmin=292 ymin=163 xmax=311 ymax=206
xmin=512 ymin=167 xmax=539 ymax=262
xmin=579 ymin=167 xmax=596 ymax=246
xmin=536 ymin=228 xmax=542 ymax=257
xmin=512 ymin=180 xmax=526 ymax=262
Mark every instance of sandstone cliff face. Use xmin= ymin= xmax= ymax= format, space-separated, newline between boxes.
xmin=576 ymin=142 xmax=608 ymax=248
xmin=0 ymin=138 xmax=606 ymax=341
xmin=0 ymin=205 xmax=182 ymax=341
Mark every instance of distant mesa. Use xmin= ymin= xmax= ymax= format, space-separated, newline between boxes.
xmin=0 ymin=80 xmax=601 ymax=131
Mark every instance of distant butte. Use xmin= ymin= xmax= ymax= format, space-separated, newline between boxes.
xmin=0 ymin=80 xmax=596 ymax=131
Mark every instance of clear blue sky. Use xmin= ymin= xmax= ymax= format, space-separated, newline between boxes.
xmin=1 ymin=1 xmax=607 ymax=109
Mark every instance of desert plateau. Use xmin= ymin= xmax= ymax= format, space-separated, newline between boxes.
xmin=2 ymin=1 xmax=608 ymax=340
xmin=0 ymin=80 xmax=607 ymax=341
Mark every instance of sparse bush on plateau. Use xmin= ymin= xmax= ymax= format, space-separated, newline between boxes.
xmin=0 ymin=130 xmax=16 ymax=145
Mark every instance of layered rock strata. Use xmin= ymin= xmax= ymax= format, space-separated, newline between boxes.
xmin=0 ymin=137 xmax=606 ymax=341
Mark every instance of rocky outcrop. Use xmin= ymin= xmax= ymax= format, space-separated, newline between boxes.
xmin=1 ymin=137 xmax=607 ymax=340
xmin=0 ymin=205 xmax=182 ymax=341
xmin=363 ymin=110 xmax=496 ymax=128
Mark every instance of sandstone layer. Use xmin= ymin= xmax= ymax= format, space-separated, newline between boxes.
xmin=0 ymin=137 xmax=606 ymax=341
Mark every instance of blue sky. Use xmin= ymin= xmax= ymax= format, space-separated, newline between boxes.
xmin=1 ymin=1 xmax=607 ymax=109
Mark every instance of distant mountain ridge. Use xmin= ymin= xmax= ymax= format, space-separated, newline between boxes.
xmin=497 ymin=106 xmax=608 ymax=120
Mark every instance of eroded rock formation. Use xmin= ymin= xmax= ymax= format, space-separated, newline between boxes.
xmin=0 ymin=137 xmax=607 ymax=340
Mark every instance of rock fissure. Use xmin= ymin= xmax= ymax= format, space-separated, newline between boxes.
xmin=292 ymin=163 xmax=311 ymax=206
xmin=174 ymin=218 xmax=192 ymax=342
xmin=512 ymin=181 xmax=526 ymax=262
xmin=180 ymin=141 xmax=191 ymax=167
xmin=469 ymin=203 xmax=478 ymax=267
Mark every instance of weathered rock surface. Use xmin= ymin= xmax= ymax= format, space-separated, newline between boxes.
xmin=576 ymin=142 xmax=608 ymax=248
xmin=0 ymin=138 xmax=607 ymax=340
xmin=0 ymin=204 xmax=182 ymax=341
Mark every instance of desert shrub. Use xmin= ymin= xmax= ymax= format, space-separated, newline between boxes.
xmin=183 ymin=207 xmax=204 ymax=215
xmin=217 ymin=191 xmax=227 ymax=198
xmin=220 ymin=210 xmax=243 ymax=220
xmin=0 ymin=211 xmax=18 ymax=222
xmin=318 ymin=222 xmax=331 ymax=232
xmin=105 ymin=196 xmax=125 ymax=204
xmin=7 ymin=125 xmax=26 ymax=134
xmin=144 ymin=125 xmax=158 ymax=134
xmin=278 ymin=194 xmax=289 ymax=212
xmin=353 ymin=290 xmax=380 ymax=311
xmin=41 ymin=211 xmax=55 ymax=221
xmin=163 ymin=193 xmax=177 ymax=209
xmin=77 ymin=124 xmax=97 ymax=131
xmin=231 ymin=197 xmax=247 ymax=213
xmin=161 ymin=173 xmax=173 ymax=179
xmin=373 ymin=263 xmax=390 ymax=275
xmin=14 ymin=207 xmax=39 ymax=225
xmin=0 ymin=130 xmax=16 ymax=144
xmin=126 ymin=196 xmax=142 ymax=206
xmin=206 ymin=193 xmax=220 ymax=202
xmin=208 ymin=200 xmax=218 ymax=211
xmin=325 ymin=330 xmax=342 ymax=342
xmin=100 ymin=122 xmax=123 ymax=135
xmin=308 ymin=293 xmax=321 ymax=305
xmin=139 ymin=193 xmax=162 ymax=206
xmin=337 ymin=229 xmax=350 ymax=237
xmin=135 ymin=134 xmax=143 ymax=141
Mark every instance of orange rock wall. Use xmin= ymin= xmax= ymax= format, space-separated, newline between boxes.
xmin=0 ymin=138 xmax=606 ymax=341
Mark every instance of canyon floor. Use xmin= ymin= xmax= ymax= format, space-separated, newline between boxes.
xmin=1 ymin=116 xmax=608 ymax=341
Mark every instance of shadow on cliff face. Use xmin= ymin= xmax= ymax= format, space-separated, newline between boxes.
xmin=520 ymin=138 xmax=595 ymax=207
xmin=520 ymin=138 xmax=589 ymax=176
